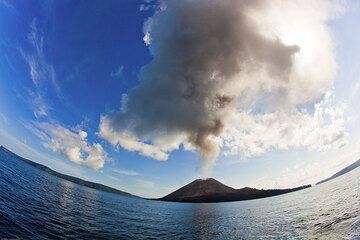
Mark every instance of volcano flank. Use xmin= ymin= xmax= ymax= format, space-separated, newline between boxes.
xmin=159 ymin=178 xmax=310 ymax=203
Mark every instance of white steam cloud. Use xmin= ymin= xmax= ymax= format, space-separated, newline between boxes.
xmin=99 ymin=0 xmax=346 ymax=177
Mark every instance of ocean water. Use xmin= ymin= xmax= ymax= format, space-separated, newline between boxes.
xmin=0 ymin=152 xmax=359 ymax=239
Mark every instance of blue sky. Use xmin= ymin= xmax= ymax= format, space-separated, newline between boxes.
xmin=0 ymin=0 xmax=359 ymax=198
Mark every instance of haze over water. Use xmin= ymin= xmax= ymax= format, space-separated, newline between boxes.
xmin=0 ymin=150 xmax=359 ymax=239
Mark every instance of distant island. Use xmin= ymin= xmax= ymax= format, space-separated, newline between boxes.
xmin=159 ymin=178 xmax=311 ymax=203
xmin=0 ymin=146 xmax=137 ymax=198
xmin=316 ymin=159 xmax=360 ymax=185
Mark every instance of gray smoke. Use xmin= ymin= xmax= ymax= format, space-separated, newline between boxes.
xmin=99 ymin=0 xmax=339 ymax=177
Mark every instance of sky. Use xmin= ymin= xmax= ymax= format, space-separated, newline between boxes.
xmin=0 ymin=0 xmax=359 ymax=198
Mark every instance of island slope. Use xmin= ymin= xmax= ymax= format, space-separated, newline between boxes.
xmin=316 ymin=159 xmax=360 ymax=185
xmin=0 ymin=146 xmax=136 ymax=198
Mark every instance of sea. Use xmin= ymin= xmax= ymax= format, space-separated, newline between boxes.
xmin=0 ymin=151 xmax=359 ymax=239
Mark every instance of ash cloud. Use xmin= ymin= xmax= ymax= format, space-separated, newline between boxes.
xmin=100 ymin=0 xmax=344 ymax=177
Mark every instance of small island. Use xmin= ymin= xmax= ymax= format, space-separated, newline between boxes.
xmin=159 ymin=178 xmax=311 ymax=203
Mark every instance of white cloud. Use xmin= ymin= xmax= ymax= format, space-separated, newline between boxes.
xmin=139 ymin=0 xmax=160 ymax=12
xmin=20 ymin=19 xmax=46 ymax=86
xmin=19 ymin=19 xmax=64 ymax=117
xmin=98 ymin=118 xmax=171 ymax=160
xmin=111 ymin=168 xmax=139 ymax=176
xmin=221 ymin=92 xmax=348 ymax=158
xmin=110 ymin=65 xmax=124 ymax=79
xmin=28 ymin=90 xmax=50 ymax=117
xmin=253 ymin=162 xmax=326 ymax=189
xmin=139 ymin=4 xmax=151 ymax=12
xmin=28 ymin=121 xmax=107 ymax=170
xmin=136 ymin=179 xmax=155 ymax=189
xmin=109 ymin=176 xmax=121 ymax=182
xmin=0 ymin=128 xmax=84 ymax=177
xmin=252 ymin=146 xmax=360 ymax=189
xmin=99 ymin=112 xmax=189 ymax=161
xmin=131 ymin=179 xmax=177 ymax=198
xmin=0 ymin=113 xmax=8 ymax=125
xmin=142 ymin=17 xmax=153 ymax=45
xmin=350 ymin=80 xmax=360 ymax=100
xmin=143 ymin=32 xmax=151 ymax=46
xmin=0 ymin=0 xmax=14 ymax=9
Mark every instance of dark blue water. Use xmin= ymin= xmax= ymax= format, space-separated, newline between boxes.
xmin=0 ymin=150 xmax=359 ymax=239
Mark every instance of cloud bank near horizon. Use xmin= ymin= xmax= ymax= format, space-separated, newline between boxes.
xmin=28 ymin=122 xmax=107 ymax=170
xmin=99 ymin=0 xmax=346 ymax=177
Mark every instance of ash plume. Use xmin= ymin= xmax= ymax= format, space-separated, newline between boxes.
xmin=100 ymin=0 xmax=342 ymax=177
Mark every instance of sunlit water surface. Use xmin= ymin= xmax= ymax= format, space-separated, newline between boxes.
xmin=0 ymin=151 xmax=359 ymax=239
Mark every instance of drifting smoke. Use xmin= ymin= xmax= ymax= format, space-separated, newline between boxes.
xmin=99 ymin=0 xmax=344 ymax=177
